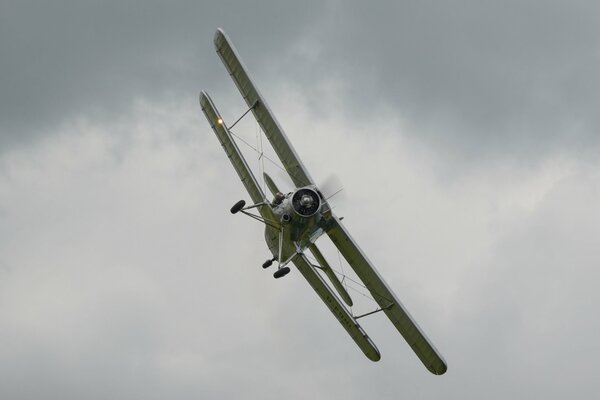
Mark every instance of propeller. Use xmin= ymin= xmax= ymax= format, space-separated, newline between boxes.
xmin=292 ymin=188 xmax=320 ymax=216
xmin=263 ymin=171 xmax=345 ymax=203
xmin=318 ymin=173 xmax=346 ymax=202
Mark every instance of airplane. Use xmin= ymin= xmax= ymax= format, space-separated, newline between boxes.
xmin=199 ymin=28 xmax=447 ymax=375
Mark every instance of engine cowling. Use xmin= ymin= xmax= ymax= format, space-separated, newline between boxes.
xmin=291 ymin=187 xmax=321 ymax=217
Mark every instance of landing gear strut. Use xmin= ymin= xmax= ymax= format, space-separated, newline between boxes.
xmin=230 ymin=198 xmax=293 ymax=279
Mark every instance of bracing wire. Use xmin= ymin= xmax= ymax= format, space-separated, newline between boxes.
xmin=255 ymin=121 xmax=264 ymax=193
xmin=229 ymin=129 xmax=288 ymax=176
xmin=337 ymin=249 xmax=349 ymax=296
xmin=225 ymin=105 xmax=312 ymax=189
xmin=304 ymin=249 xmax=378 ymax=305
xmin=258 ymin=122 xmax=266 ymax=194
xmin=229 ymin=127 xmax=309 ymax=189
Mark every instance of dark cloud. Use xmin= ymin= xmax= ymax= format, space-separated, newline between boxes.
xmin=2 ymin=2 xmax=600 ymax=399
xmin=0 ymin=0 xmax=319 ymax=149
xmin=4 ymin=1 xmax=598 ymax=162
xmin=287 ymin=1 xmax=600 ymax=162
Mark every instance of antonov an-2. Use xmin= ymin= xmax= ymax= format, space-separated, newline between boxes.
xmin=200 ymin=28 xmax=447 ymax=375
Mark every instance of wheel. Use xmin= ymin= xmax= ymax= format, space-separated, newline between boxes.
xmin=262 ymin=259 xmax=273 ymax=269
xmin=230 ymin=200 xmax=246 ymax=214
xmin=273 ymin=266 xmax=291 ymax=279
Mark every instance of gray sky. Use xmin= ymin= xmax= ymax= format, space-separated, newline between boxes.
xmin=1 ymin=1 xmax=599 ymax=399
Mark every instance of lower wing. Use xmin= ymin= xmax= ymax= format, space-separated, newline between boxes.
xmin=292 ymin=253 xmax=381 ymax=362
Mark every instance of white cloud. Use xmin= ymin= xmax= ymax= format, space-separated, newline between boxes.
xmin=2 ymin=3 xmax=600 ymax=397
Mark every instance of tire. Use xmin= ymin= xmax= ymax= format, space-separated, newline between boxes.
xmin=230 ymin=200 xmax=246 ymax=214
xmin=273 ymin=266 xmax=291 ymax=279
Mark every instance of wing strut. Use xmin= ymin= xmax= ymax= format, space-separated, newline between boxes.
xmin=354 ymin=303 xmax=394 ymax=320
xmin=226 ymin=100 xmax=258 ymax=131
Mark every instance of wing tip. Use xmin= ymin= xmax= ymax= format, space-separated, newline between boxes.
xmin=199 ymin=90 xmax=210 ymax=108
xmin=345 ymin=296 xmax=354 ymax=307
xmin=214 ymin=28 xmax=227 ymax=48
xmin=428 ymin=361 xmax=448 ymax=375
xmin=362 ymin=337 xmax=381 ymax=362
xmin=369 ymin=350 xmax=382 ymax=362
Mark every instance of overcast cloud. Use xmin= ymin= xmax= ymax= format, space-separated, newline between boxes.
xmin=1 ymin=1 xmax=599 ymax=399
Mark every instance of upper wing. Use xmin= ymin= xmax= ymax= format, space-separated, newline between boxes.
xmin=291 ymin=253 xmax=380 ymax=362
xmin=199 ymin=91 xmax=268 ymax=208
xmin=326 ymin=216 xmax=448 ymax=375
xmin=214 ymin=28 xmax=314 ymax=188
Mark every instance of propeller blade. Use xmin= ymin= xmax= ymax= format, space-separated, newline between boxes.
xmin=319 ymin=174 xmax=346 ymax=202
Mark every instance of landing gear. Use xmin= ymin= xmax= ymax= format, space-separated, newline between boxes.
xmin=230 ymin=200 xmax=246 ymax=214
xmin=273 ymin=266 xmax=291 ymax=279
xmin=262 ymin=257 xmax=276 ymax=269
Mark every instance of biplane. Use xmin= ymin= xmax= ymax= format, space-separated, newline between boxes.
xmin=200 ymin=28 xmax=447 ymax=375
